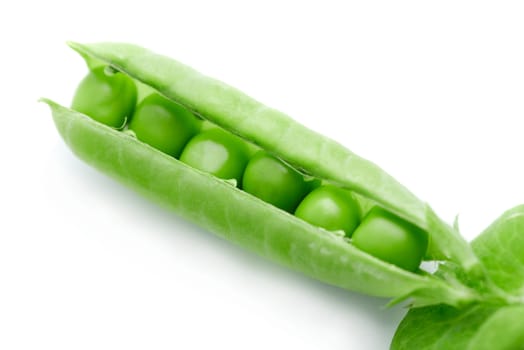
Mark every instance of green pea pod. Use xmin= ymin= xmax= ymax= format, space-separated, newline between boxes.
xmin=65 ymin=41 xmax=480 ymax=274
xmin=42 ymin=41 xmax=485 ymax=306
xmin=42 ymin=99 xmax=474 ymax=307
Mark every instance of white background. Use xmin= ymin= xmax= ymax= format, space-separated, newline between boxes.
xmin=1 ymin=1 xmax=524 ymax=349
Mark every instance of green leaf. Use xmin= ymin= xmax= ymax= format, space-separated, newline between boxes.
xmin=391 ymin=304 xmax=524 ymax=350
xmin=392 ymin=206 xmax=524 ymax=349
xmin=472 ymin=205 xmax=524 ymax=297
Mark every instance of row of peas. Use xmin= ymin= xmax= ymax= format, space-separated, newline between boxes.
xmin=72 ymin=67 xmax=428 ymax=272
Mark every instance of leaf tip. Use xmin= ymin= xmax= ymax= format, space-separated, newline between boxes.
xmin=66 ymin=40 xmax=80 ymax=49
xmin=38 ymin=98 xmax=56 ymax=108
xmin=453 ymin=214 xmax=461 ymax=233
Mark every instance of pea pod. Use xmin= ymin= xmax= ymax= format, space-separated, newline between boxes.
xmin=42 ymin=41 xmax=484 ymax=306
xmin=42 ymin=99 xmax=473 ymax=307
xmin=66 ymin=42 xmax=481 ymax=274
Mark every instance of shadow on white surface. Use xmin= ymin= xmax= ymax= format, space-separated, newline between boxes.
xmin=31 ymin=144 xmax=408 ymax=349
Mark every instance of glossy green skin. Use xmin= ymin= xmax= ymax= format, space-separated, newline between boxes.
xmin=44 ymin=99 xmax=472 ymax=306
xmin=71 ymin=67 xmax=137 ymax=128
xmin=352 ymin=207 xmax=428 ymax=272
xmin=179 ymin=128 xmax=250 ymax=183
xmin=65 ymin=42 xmax=480 ymax=273
xmin=295 ymin=185 xmax=360 ymax=237
xmin=129 ymin=93 xmax=199 ymax=157
xmin=242 ymin=151 xmax=309 ymax=213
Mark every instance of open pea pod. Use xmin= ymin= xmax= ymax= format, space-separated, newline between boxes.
xmin=43 ymin=100 xmax=474 ymax=306
xmin=66 ymin=41 xmax=481 ymax=273
xmin=43 ymin=41 xmax=485 ymax=306
xmin=391 ymin=205 xmax=524 ymax=349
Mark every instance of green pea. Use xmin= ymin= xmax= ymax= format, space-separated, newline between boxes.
xmin=129 ymin=93 xmax=200 ymax=157
xmin=179 ymin=128 xmax=250 ymax=184
xmin=242 ymin=151 xmax=309 ymax=213
xmin=71 ymin=66 xmax=137 ymax=128
xmin=295 ymin=185 xmax=360 ymax=237
xmin=352 ymin=207 xmax=428 ymax=272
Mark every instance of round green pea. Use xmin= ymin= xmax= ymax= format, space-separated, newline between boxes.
xmin=71 ymin=66 xmax=137 ymax=128
xmin=129 ymin=93 xmax=200 ymax=157
xmin=351 ymin=206 xmax=428 ymax=272
xmin=179 ymin=128 xmax=250 ymax=184
xmin=242 ymin=151 xmax=309 ymax=213
xmin=295 ymin=185 xmax=360 ymax=237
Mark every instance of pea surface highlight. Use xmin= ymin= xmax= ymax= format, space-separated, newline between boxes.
xmin=71 ymin=66 xmax=137 ymax=128
xmin=242 ymin=151 xmax=309 ymax=213
xmin=295 ymin=185 xmax=360 ymax=237
xmin=179 ymin=128 xmax=250 ymax=184
xmin=352 ymin=206 xmax=428 ymax=272
xmin=129 ymin=93 xmax=200 ymax=157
